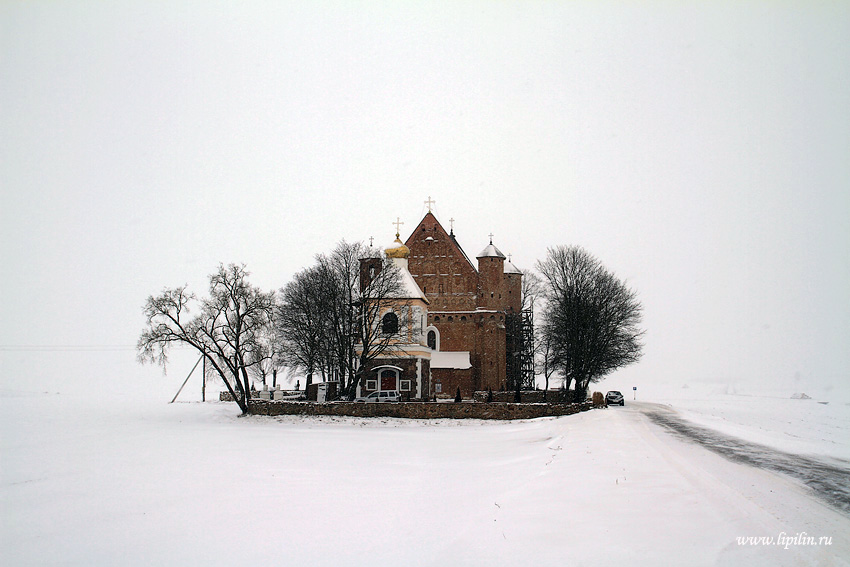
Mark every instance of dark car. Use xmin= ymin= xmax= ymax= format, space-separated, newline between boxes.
xmin=605 ymin=391 xmax=625 ymax=406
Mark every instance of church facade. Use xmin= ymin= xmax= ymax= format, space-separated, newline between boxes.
xmin=356 ymin=209 xmax=532 ymax=399
xmin=405 ymin=212 xmax=527 ymax=397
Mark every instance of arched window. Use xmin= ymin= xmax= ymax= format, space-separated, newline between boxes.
xmin=382 ymin=312 xmax=399 ymax=335
xmin=425 ymin=326 xmax=440 ymax=351
xmin=427 ymin=330 xmax=437 ymax=350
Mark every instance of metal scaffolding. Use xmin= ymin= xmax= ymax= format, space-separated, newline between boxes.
xmin=506 ymin=308 xmax=535 ymax=391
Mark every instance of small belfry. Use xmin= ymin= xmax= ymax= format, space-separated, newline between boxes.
xmin=355 ymin=217 xmax=431 ymax=400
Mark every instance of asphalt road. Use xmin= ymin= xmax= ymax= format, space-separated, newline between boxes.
xmin=635 ymin=402 xmax=850 ymax=516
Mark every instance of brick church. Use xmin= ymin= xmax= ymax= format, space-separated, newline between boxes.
xmin=356 ymin=207 xmax=534 ymax=399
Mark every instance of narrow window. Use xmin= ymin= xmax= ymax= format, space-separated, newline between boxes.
xmin=427 ymin=330 xmax=437 ymax=350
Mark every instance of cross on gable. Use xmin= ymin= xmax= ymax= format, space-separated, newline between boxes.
xmin=424 ymin=196 xmax=435 ymax=212
xmin=449 ymin=217 xmax=455 ymax=233
xmin=393 ymin=217 xmax=404 ymax=237
xmin=369 ymin=236 xmax=374 ymax=247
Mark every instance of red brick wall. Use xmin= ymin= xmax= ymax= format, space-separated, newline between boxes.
xmin=505 ymin=272 xmax=522 ymax=313
xmin=406 ymin=213 xmax=478 ymax=312
xmin=478 ymin=313 xmax=506 ymax=392
xmin=477 ymin=256 xmax=506 ymax=310
xmin=431 ymin=367 xmax=474 ymax=398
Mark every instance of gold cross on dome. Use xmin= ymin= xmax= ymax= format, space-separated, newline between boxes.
xmin=424 ymin=196 xmax=435 ymax=212
xmin=393 ymin=217 xmax=404 ymax=237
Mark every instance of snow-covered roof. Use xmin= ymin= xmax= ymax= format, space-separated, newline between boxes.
xmin=385 ymin=237 xmax=411 ymax=259
xmin=476 ymin=243 xmax=506 ymax=259
xmin=430 ymin=351 xmax=472 ymax=369
xmin=389 ymin=258 xmax=429 ymax=303
xmin=504 ymin=260 xmax=522 ymax=274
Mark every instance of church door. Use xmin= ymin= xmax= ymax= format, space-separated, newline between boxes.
xmin=380 ymin=368 xmax=398 ymax=391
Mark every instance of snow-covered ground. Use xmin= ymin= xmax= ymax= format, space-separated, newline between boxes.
xmin=2 ymin=383 xmax=849 ymax=566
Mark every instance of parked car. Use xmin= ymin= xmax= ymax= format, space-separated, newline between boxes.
xmin=354 ymin=391 xmax=401 ymax=403
xmin=605 ymin=391 xmax=625 ymax=406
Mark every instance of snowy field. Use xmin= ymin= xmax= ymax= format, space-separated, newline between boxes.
xmin=2 ymin=379 xmax=849 ymax=567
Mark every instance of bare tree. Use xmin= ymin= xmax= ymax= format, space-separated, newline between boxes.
xmin=249 ymin=326 xmax=283 ymax=388
xmin=276 ymin=264 xmax=328 ymax=391
xmin=276 ymin=240 xmax=412 ymax=400
xmin=317 ymin=240 xmax=365 ymax=392
xmin=522 ymin=270 xmax=564 ymax=398
xmin=537 ymin=320 xmax=563 ymax=397
xmin=521 ymin=269 xmax=542 ymax=312
xmin=536 ymin=246 xmax=643 ymax=401
xmin=137 ymin=263 xmax=275 ymax=414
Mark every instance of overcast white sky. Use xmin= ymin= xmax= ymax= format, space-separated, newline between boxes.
xmin=1 ymin=2 xmax=848 ymax=398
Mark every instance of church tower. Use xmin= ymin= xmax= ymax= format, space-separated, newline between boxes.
xmin=476 ymin=238 xmax=506 ymax=310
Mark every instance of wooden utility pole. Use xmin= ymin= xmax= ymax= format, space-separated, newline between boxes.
xmin=170 ymin=355 xmax=203 ymax=404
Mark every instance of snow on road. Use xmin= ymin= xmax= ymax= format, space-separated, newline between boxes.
xmin=634 ymin=383 xmax=850 ymax=462
xmin=2 ymin=391 xmax=849 ymax=566
xmin=639 ymin=402 xmax=850 ymax=514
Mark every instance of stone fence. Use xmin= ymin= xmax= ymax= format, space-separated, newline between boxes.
xmin=220 ymin=390 xmax=303 ymax=402
xmin=247 ymin=400 xmax=593 ymax=420
xmin=471 ymin=390 xmax=576 ymax=404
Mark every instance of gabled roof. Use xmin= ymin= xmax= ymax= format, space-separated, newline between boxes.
xmin=404 ymin=212 xmax=478 ymax=274
xmin=392 ymin=264 xmax=429 ymax=303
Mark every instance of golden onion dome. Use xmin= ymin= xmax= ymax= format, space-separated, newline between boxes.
xmin=385 ymin=236 xmax=410 ymax=259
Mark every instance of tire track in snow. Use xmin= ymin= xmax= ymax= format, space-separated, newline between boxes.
xmin=642 ymin=407 xmax=850 ymax=515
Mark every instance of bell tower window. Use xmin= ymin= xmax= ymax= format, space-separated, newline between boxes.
xmin=382 ymin=312 xmax=399 ymax=335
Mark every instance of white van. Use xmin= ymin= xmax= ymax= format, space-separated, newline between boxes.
xmin=354 ymin=391 xmax=402 ymax=403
